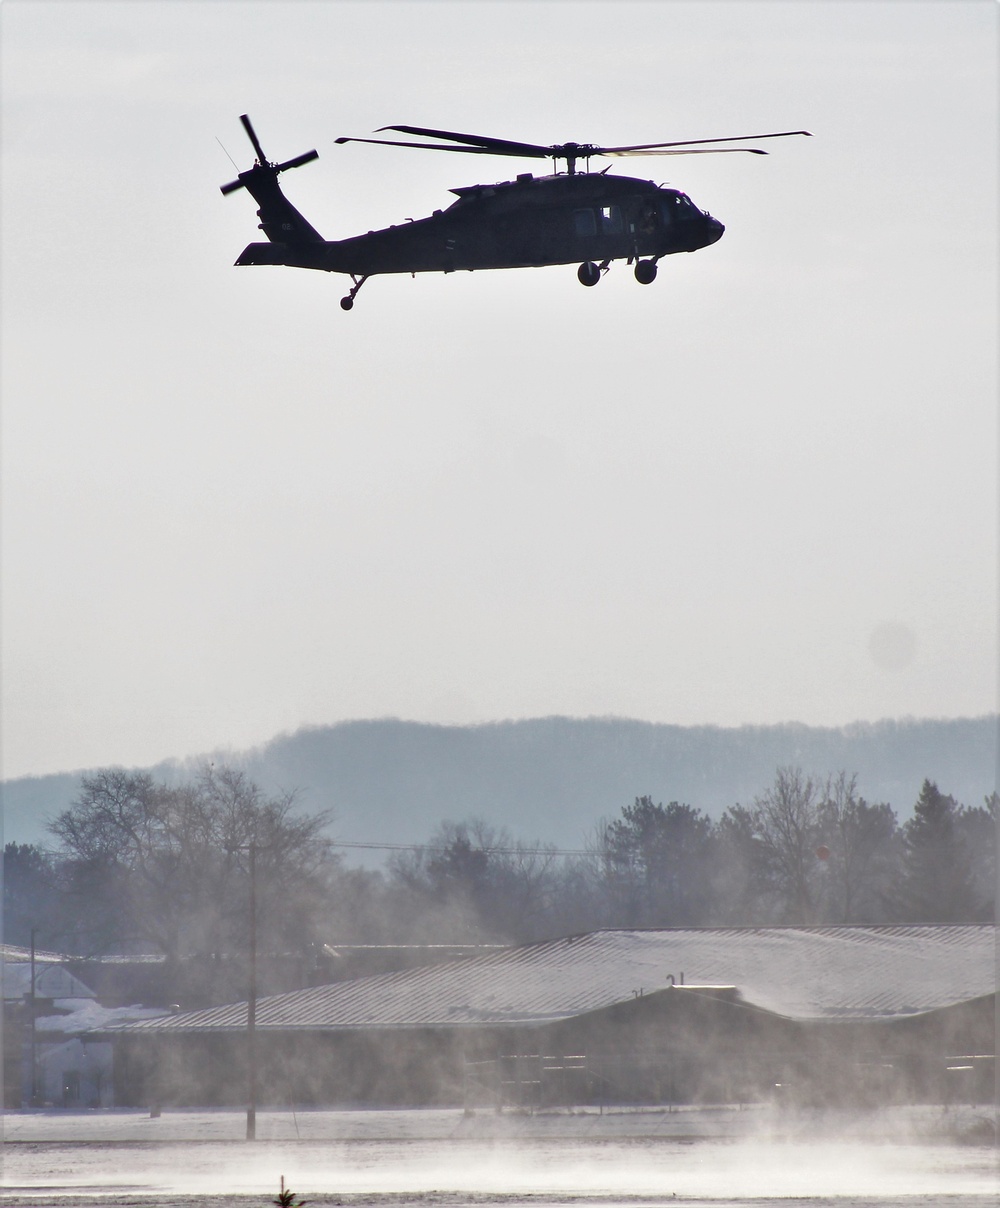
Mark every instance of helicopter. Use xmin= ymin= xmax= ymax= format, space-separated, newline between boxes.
xmin=221 ymin=115 xmax=810 ymax=310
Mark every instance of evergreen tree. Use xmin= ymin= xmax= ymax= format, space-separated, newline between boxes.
xmin=894 ymin=780 xmax=980 ymax=922
xmin=953 ymin=793 xmax=997 ymax=922
xmin=2 ymin=843 xmax=64 ymax=948
xmin=386 ymin=819 xmax=558 ymax=944
xmin=594 ymin=796 xmax=715 ymax=927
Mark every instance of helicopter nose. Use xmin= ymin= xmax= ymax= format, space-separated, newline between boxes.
xmin=704 ymin=216 xmax=725 ymax=245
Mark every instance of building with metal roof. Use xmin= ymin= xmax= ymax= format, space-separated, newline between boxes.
xmin=107 ymin=925 xmax=996 ymax=1110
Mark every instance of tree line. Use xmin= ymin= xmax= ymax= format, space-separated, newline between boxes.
xmin=3 ymin=764 xmax=995 ymax=1007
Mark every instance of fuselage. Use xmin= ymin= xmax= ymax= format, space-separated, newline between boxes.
xmin=235 ymin=170 xmax=724 ymax=277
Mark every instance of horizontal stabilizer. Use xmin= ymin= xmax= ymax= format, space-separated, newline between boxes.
xmin=234 ymin=242 xmax=325 ymax=268
xmin=235 ymin=242 xmax=290 ymax=265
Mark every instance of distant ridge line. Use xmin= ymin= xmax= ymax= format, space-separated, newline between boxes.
xmin=3 ymin=714 xmax=996 ymax=860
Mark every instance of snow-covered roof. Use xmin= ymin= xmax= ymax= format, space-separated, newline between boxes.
xmin=110 ymin=924 xmax=995 ymax=1035
xmin=35 ymin=999 xmax=167 ymax=1034
xmin=2 ymin=960 xmax=97 ymax=1002
xmin=1 ymin=942 xmax=68 ymax=965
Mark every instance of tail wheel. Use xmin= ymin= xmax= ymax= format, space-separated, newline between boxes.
xmin=577 ymin=261 xmax=601 ymax=287
xmin=634 ymin=260 xmax=658 ymax=285
xmin=340 ymin=274 xmax=369 ymax=312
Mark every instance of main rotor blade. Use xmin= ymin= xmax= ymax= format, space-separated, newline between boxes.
xmin=378 ymin=124 xmax=551 ymax=157
xmin=240 ymin=114 xmax=268 ymax=164
xmin=335 ymin=125 xmax=811 ymax=165
xmin=336 ymin=135 xmax=547 ymax=157
xmin=599 ymin=130 xmax=812 ymax=154
xmin=604 ymin=147 xmax=769 ymax=157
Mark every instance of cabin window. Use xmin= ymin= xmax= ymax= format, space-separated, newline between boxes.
xmin=574 ymin=208 xmax=597 ymax=237
xmin=601 ymin=206 xmax=623 ymax=235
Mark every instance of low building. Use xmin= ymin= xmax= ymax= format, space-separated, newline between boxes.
xmin=2 ymin=944 xmax=164 ymax=1107
xmin=105 ymin=924 xmax=995 ymax=1110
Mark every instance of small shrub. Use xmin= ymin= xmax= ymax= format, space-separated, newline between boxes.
xmin=273 ymin=1175 xmax=307 ymax=1207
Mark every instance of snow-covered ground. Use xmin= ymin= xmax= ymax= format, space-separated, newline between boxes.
xmin=2 ymin=1106 xmax=997 ymax=1207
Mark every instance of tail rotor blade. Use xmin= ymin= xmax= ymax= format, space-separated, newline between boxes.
xmin=277 ymin=149 xmax=319 ymax=172
xmin=240 ymin=113 xmax=268 ymax=164
xmin=221 ymin=117 xmax=319 ymax=195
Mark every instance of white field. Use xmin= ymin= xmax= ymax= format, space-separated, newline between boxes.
xmin=1 ymin=1105 xmax=997 ymax=1207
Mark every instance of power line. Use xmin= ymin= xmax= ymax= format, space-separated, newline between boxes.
xmin=328 ymin=840 xmax=594 ymax=860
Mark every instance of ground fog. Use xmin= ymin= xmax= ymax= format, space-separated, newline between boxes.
xmin=2 ymin=1107 xmax=996 ymax=1208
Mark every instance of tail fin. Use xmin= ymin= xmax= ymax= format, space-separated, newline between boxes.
xmin=220 ymin=114 xmax=323 ymax=243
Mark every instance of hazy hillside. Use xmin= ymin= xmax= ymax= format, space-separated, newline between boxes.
xmin=3 ymin=715 xmax=996 ymax=861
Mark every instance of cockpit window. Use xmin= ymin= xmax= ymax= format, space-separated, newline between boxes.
xmin=661 ymin=191 xmax=700 ymax=223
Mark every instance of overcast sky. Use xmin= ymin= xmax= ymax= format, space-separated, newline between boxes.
xmin=2 ymin=1 xmax=996 ymax=780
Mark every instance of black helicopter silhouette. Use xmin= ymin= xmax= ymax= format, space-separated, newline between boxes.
xmin=221 ymin=115 xmax=810 ymax=310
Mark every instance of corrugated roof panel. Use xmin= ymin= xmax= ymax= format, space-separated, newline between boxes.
xmin=114 ymin=925 xmax=995 ymax=1035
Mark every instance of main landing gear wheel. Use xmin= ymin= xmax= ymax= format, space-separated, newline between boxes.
xmin=340 ymin=296 xmax=354 ymax=311
xmin=634 ymin=260 xmax=658 ymax=285
xmin=578 ymin=261 xmax=601 ymax=287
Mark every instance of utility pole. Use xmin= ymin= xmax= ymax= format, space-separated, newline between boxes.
xmin=225 ymin=839 xmax=261 ymax=1140
xmin=29 ymin=928 xmax=38 ymax=1106
xmin=246 ymin=842 xmax=257 ymax=1141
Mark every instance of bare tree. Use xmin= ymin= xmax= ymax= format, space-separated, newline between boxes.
xmin=717 ymin=767 xmax=823 ymax=924
xmin=49 ymin=766 xmax=336 ymax=971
